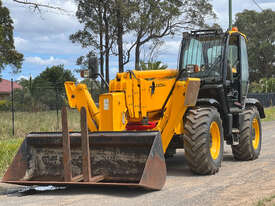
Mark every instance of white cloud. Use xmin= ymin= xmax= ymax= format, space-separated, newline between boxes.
xmin=160 ymin=40 xmax=181 ymax=56
xmin=212 ymin=0 xmax=275 ymax=30
xmin=3 ymin=0 xmax=85 ymax=56
xmin=17 ymin=75 xmax=28 ymax=81
xmin=14 ymin=37 xmax=28 ymax=48
xmin=25 ymin=56 xmax=68 ymax=66
xmin=1 ymin=0 xmax=274 ymax=81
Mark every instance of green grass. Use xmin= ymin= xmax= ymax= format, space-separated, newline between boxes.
xmin=256 ymin=194 xmax=275 ymax=206
xmin=0 ymin=138 xmax=24 ymax=178
xmin=0 ymin=109 xmax=80 ymax=177
xmin=263 ymin=107 xmax=275 ymax=122
xmin=0 ymin=110 xmax=80 ymax=141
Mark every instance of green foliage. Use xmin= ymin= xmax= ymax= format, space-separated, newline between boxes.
xmin=249 ymin=82 xmax=262 ymax=93
xmin=33 ymin=65 xmax=76 ymax=90
xmin=206 ymin=23 xmax=223 ymax=30
xmin=0 ymin=0 xmax=23 ymax=75
xmin=259 ymin=78 xmax=275 ymax=93
xmin=140 ymin=61 xmax=168 ymax=70
xmin=249 ymin=78 xmax=275 ymax=93
xmin=0 ymin=99 xmax=10 ymax=111
xmin=234 ymin=9 xmax=275 ymax=82
xmin=12 ymin=65 xmax=76 ymax=111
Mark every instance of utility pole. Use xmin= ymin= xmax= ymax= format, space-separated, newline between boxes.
xmin=229 ymin=0 xmax=232 ymax=29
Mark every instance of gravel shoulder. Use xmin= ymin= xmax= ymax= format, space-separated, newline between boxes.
xmin=0 ymin=121 xmax=275 ymax=206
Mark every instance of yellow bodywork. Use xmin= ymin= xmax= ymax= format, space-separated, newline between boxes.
xmin=65 ymin=69 xmax=200 ymax=153
xmin=99 ymin=92 xmax=127 ymax=131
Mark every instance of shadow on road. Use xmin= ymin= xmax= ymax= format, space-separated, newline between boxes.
xmin=222 ymin=154 xmax=235 ymax=162
xmin=165 ymin=152 xmax=194 ymax=177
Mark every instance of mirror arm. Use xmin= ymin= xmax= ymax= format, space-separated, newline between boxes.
xmin=93 ymin=73 xmax=109 ymax=89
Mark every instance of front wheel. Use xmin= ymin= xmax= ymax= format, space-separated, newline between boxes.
xmin=231 ymin=107 xmax=262 ymax=160
xmin=184 ymin=107 xmax=224 ymax=175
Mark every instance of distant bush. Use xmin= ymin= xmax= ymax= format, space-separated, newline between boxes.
xmin=0 ymin=100 xmax=10 ymax=111
xmin=249 ymin=78 xmax=275 ymax=93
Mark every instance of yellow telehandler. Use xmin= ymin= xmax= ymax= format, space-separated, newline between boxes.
xmin=3 ymin=28 xmax=265 ymax=190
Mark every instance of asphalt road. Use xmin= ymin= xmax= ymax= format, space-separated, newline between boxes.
xmin=1 ymin=121 xmax=275 ymax=206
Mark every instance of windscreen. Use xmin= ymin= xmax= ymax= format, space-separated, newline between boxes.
xmin=180 ymin=34 xmax=226 ymax=80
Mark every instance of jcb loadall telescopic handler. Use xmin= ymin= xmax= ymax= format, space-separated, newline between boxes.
xmin=3 ymin=28 xmax=265 ymax=190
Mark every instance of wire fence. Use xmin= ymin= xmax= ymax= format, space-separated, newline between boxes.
xmin=0 ymin=78 xmax=274 ymax=138
xmin=248 ymin=93 xmax=275 ymax=107
xmin=0 ymin=79 xmax=107 ymax=137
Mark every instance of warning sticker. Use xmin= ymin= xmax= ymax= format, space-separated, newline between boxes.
xmin=104 ymin=98 xmax=109 ymax=110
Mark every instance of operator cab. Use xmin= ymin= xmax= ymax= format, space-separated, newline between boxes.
xmin=178 ymin=28 xmax=249 ymax=109
xmin=178 ymin=28 xmax=251 ymax=144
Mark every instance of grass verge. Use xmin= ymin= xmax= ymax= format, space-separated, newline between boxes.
xmin=263 ymin=107 xmax=275 ymax=122
xmin=0 ymin=109 xmax=80 ymax=177
xmin=0 ymin=138 xmax=24 ymax=177
xmin=256 ymin=194 xmax=275 ymax=206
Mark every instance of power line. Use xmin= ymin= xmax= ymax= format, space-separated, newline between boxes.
xmin=252 ymin=0 xmax=264 ymax=11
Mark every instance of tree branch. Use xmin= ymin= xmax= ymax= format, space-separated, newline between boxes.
xmin=123 ymin=42 xmax=137 ymax=65
xmin=12 ymin=0 xmax=71 ymax=13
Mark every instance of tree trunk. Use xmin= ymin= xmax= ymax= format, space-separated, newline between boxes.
xmin=104 ymin=4 xmax=110 ymax=83
xmin=105 ymin=27 xmax=110 ymax=83
xmin=99 ymin=6 xmax=104 ymax=89
xmin=117 ymin=2 xmax=124 ymax=73
xmin=135 ymin=42 xmax=141 ymax=70
xmin=100 ymin=31 xmax=104 ymax=89
xmin=105 ymin=49 xmax=110 ymax=83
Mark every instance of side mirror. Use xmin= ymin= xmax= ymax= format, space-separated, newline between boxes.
xmin=88 ymin=56 xmax=99 ymax=79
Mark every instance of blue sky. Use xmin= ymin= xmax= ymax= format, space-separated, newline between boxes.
xmin=2 ymin=0 xmax=275 ymax=82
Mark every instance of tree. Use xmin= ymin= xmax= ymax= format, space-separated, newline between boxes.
xmin=234 ymin=9 xmax=275 ymax=82
xmin=207 ymin=23 xmax=223 ymax=30
xmin=11 ymin=0 xmax=70 ymax=14
xmin=72 ymin=0 xmax=216 ymax=75
xmin=33 ymin=64 xmax=76 ymax=91
xmin=31 ymin=65 xmax=76 ymax=110
xmin=259 ymin=78 xmax=275 ymax=93
xmin=129 ymin=0 xmax=216 ymax=70
xmin=0 ymin=0 xmax=23 ymax=75
xmin=70 ymin=0 xmax=118 ymax=84
xmin=140 ymin=61 xmax=168 ymax=70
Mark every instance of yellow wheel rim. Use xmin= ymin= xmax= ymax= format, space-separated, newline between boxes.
xmin=252 ymin=118 xmax=260 ymax=150
xmin=210 ymin=121 xmax=221 ymax=160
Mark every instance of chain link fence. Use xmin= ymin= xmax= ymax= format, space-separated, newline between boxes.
xmin=0 ymin=80 xmax=107 ymax=138
xmin=248 ymin=93 xmax=275 ymax=108
xmin=0 ymin=78 xmax=103 ymax=176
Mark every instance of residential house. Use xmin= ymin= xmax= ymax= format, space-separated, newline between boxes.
xmin=0 ymin=79 xmax=22 ymax=100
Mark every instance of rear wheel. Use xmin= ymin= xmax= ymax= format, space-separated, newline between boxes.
xmin=184 ymin=107 xmax=224 ymax=175
xmin=231 ymin=107 xmax=262 ymax=160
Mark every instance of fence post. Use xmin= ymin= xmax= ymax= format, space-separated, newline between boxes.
xmin=11 ymin=78 xmax=15 ymax=136
xmin=55 ymin=85 xmax=59 ymax=130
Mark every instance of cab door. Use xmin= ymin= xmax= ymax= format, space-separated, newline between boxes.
xmin=239 ymin=36 xmax=249 ymax=106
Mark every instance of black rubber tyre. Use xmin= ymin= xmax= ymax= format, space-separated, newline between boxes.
xmin=231 ymin=107 xmax=262 ymax=160
xmin=183 ymin=107 xmax=224 ymax=175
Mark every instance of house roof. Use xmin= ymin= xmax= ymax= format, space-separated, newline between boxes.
xmin=0 ymin=79 xmax=23 ymax=94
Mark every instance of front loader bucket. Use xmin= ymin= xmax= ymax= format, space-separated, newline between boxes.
xmin=2 ymin=130 xmax=166 ymax=190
